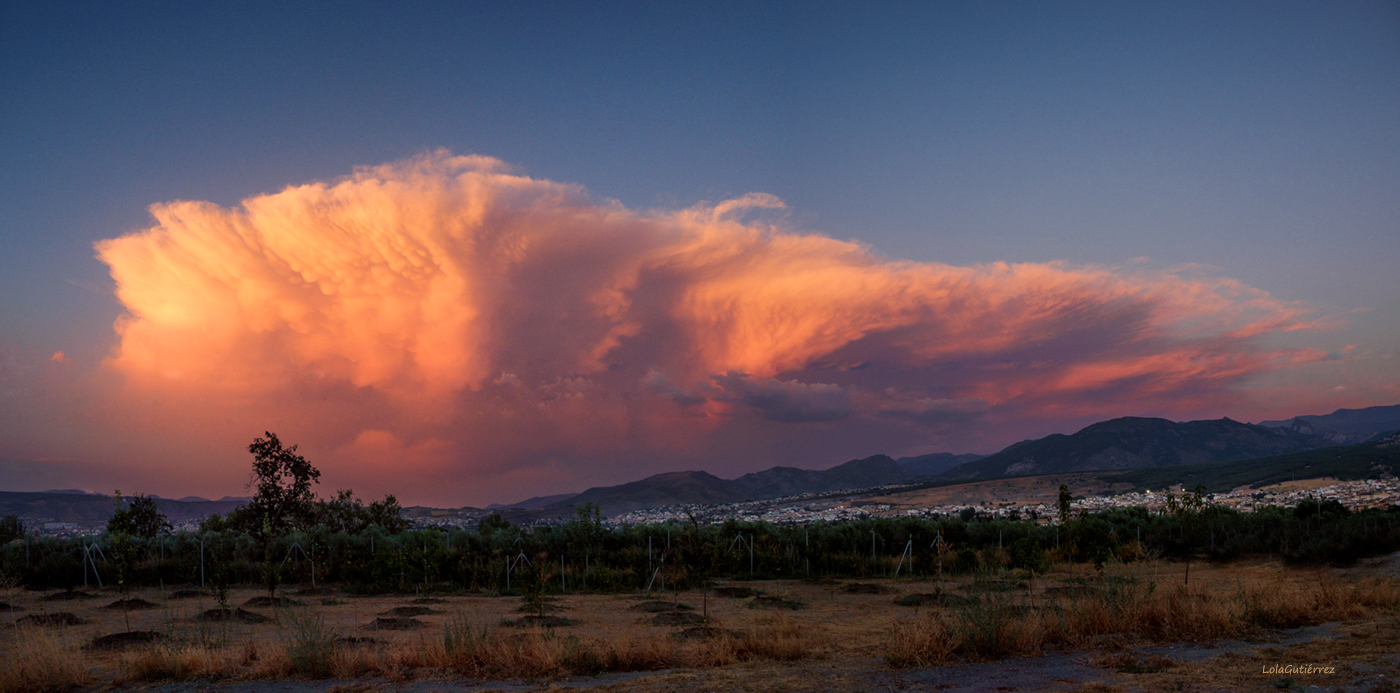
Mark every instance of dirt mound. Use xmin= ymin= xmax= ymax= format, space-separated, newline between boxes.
xmin=841 ymin=582 xmax=890 ymax=594
xmin=507 ymin=615 xmax=576 ymax=628
xmin=321 ymin=598 xmax=346 ymax=606
xmin=196 ymin=608 xmax=271 ymax=624
xmin=712 ymin=586 xmax=760 ymax=598
xmin=334 ymin=636 xmax=382 ymax=647
xmin=104 ymin=598 xmax=159 ymax=610
xmin=411 ymin=597 xmax=447 ymax=604
xmin=17 ymin=612 xmax=86 ymax=626
xmin=379 ymin=606 xmax=435 ymax=617
xmin=649 ymin=611 xmax=705 ymax=626
xmin=894 ymin=592 xmax=977 ymax=607
xmin=0 ymin=602 xmax=22 ymax=611
xmin=672 ymin=625 xmax=734 ymax=641
xmin=43 ymin=590 xmax=95 ymax=601
xmin=243 ymin=596 xmax=304 ymax=607
xmin=291 ymin=586 xmax=337 ymax=596
xmin=894 ymin=593 xmax=938 ymax=607
xmin=87 ymin=631 xmax=166 ymax=651
xmin=167 ymin=589 xmax=207 ymax=599
xmin=369 ymin=617 xmax=425 ymax=630
xmin=630 ymin=600 xmax=693 ymax=613
xmin=748 ymin=595 xmax=804 ymax=610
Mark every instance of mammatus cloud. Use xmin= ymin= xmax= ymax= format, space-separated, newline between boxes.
xmin=93 ymin=151 xmax=1330 ymax=503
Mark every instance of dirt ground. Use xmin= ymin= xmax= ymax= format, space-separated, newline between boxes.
xmin=4 ymin=554 xmax=1399 ymax=692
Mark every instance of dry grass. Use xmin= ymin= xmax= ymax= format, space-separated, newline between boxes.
xmin=0 ymin=626 xmax=93 ymax=693
xmin=8 ymin=559 xmax=1398 ymax=689
xmin=886 ymin=573 xmax=1400 ymax=666
xmin=119 ymin=643 xmax=249 ymax=681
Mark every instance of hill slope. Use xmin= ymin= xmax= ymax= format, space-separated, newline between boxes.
xmin=535 ymin=455 xmax=926 ymax=517
xmin=1258 ymin=404 xmax=1400 ymax=445
xmin=1102 ymin=432 xmax=1400 ymax=493
xmin=0 ymin=491 xmax=248 ymax=525
xmin=942 ymin=417 xmax=1336 ymax=480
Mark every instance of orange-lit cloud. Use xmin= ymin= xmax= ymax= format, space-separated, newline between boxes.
xmin=91 ymin=151 xmax=1335 ymax=504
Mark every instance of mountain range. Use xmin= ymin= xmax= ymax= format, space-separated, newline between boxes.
xmin=502 ymin=405 xmax=1400 ymax=517
xmin=5 ymin=405 xmax=1397 ymax=524
xmin=938 ymin=416 xmax=1338 ymax=479
xmin=0 ymin=491 xmax=250 ymax=525
xmin=1257 ymin=404 xmax=1400 ymax=445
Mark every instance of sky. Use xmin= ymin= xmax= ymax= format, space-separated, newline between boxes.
xmin=1 ymin=1 xmax=1397 ymax=507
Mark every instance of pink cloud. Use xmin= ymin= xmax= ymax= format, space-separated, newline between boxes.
xmin=85 ymin=151 xmax=1345 ymax=504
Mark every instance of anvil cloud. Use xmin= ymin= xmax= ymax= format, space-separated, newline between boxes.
xmin=93 ymin=153 xmax=1325 ymax=504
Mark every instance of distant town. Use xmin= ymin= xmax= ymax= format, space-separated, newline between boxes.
xmin=14 ymin=476 xmax=1399 ymax=540
xmin=599 ymin=477 xmax=1400 ymax=527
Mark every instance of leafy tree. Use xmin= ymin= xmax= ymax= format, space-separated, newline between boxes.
xmin=1057 ymin=484 xmax=1074 ymax=525
xmin=0 ymin=514 xmax=24 ymax=544
xmin=1166 ymin=484 xmax=1220 ymax=584
xmin=106 ymin=491 xmax=141 ymax=631
xmin=366 ymin=494 xmax=410 ymax=533
xmin=478 ymin=512 xmax=514 ymax=535
xmin=107 ymin=493 xmax=172 ymax=537
xmin=246 ymin=431 xmax=321 ymax=534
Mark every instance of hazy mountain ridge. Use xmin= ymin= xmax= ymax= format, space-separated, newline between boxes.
xmin=941 ymin=416 xmax=1337 ymax=479
xmin=1258 ymin=404 xmax=1400 ymax=445
xmin=0 ymin=491 xmax=249 ymax=525
xmin=6 ymin=406 xmax=1392 ymax=523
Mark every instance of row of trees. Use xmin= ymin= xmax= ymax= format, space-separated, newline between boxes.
xmin=4 ymin=493 xmax=1398 ymax=593
xmin=1 ymin=435 xmax=1397 ymax=594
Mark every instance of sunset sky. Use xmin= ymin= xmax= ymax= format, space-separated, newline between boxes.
xmin=2 ymin=2 xmax=1397 ymax=507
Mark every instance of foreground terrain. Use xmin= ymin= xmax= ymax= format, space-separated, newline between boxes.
xmin=4 ymin=554 xmax=1400 ymax=692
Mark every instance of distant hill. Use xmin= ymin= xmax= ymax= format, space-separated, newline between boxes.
xmin=486 ymin=492 xmax=578 ymax=511
xmin=895 ymin=452 xmax=985 ymax=477
xmin=546 ymin=470 xmax=743 ymax=517
xmin=0 ymin=491 xmax=248 ymax=525
xmin=1258 ymin=404 xmax=1400 ymax=445
xmin=531 ymin=454 xmax=945 ymax=518
xmin=1100 ymin=431 xmax=1400 ymax=493
xmin=941 ymin=417 xmax=1337 ymax=480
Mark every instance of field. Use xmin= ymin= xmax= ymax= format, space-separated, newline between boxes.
xmin=4 ymin=553 xmax=1400 ymax=692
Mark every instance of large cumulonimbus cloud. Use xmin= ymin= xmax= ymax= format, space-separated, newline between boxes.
xmin=94 ymin=151 xmax=1327 ymax=502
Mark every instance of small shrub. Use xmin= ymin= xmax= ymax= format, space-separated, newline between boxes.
xmin=283 ymin=610 xmax=337 ymax=678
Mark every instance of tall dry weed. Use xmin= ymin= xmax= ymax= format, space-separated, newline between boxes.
xmin=119 ymin=644 xmax=242 ymax=681
xmin=733 ymin=612 xmax=825 ymax=661
xmin=0 ymin=627 xmax=91 ymax=693
xmin=887 ymin=572 xmax=1400 ymax=666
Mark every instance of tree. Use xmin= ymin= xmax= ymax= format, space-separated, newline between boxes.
xmin=107 ymin=493 xmax=172 ymax=537
xmin=0 ymin=515 xmax=24 ymax=544
xmin=246 ymin=431 xmax=321 ymax=534
xmin=1057 ymin=484 xmax=1073 ymax=526
xmin=478 ymin=512 xmax=514 ymax=535
xmin=1167 ymin=484 xmax=1219 ymax=585
xmin=311 ymin=489 xmax=410 ymax=534
xmin=366 ymin=494 xmax=410 ymax=533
